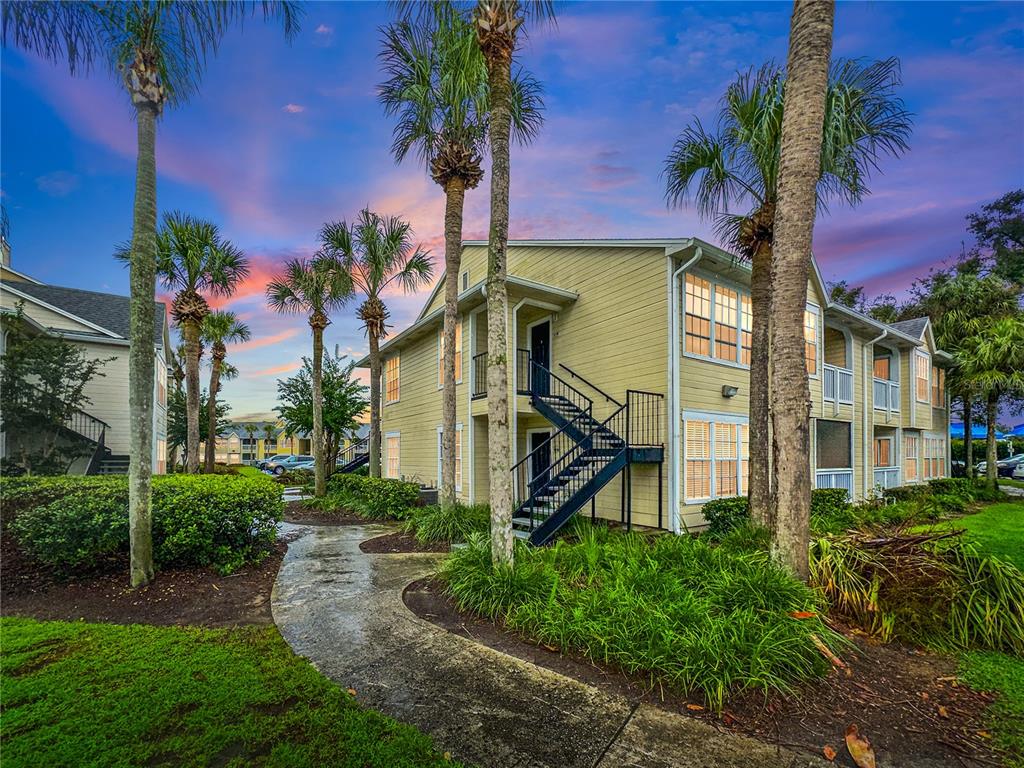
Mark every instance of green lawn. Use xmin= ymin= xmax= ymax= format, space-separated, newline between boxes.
xmin=235 ymin=465 xmax=263 ymax=477
xmin=961 ymin=651 xmax=1024 ymax=767
xmin=1001 ymin=478 xmax=1024 ymax=490
xmin=929 ymin=501 xmax=1024 ymax=569
xmin=0 ymin=618 xmax=460 ymax=768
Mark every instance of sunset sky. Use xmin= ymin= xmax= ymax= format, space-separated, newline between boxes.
xmin=2 ymin=1 xmax=1022 ymax=418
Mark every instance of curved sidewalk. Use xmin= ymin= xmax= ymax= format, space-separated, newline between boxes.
xmin=271 ymin=523 xmax=828 ymax=768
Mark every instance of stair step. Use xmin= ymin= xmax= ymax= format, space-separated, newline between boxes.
xmin=514 ymin=529 xmax=532 ymax=540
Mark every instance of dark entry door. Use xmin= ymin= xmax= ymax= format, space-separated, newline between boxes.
xmin=530 ymin=320 xmax=550 ymax=395
xmin=530 ymin=430 xmax=551 ymax=494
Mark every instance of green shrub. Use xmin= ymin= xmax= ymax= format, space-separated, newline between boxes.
xmin=273 ymin=468 xmax=314 ymax=486
xmin=402 ymin=502 xmax=489 ymax=544
xmin=700 ymin=496 xmax=749 ymax=538
xmin=322 ymin=474 xmax=420 ymax=520
xmin=7 ymin=474 xmax=282 ymax=574
xmin=441 ymin=528 xmax=841 ymax=711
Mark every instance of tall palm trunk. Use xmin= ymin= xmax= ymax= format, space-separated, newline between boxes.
xmin=441 ymin=179 xmax=467 ymax=509
xmin=963 ymin=395 xmax=974 ymax=479
xmin=749 ymin=242 xmax=774 ymax=530
xmin=985 ymin=389 xmax=998 ymax=491
xmin=769 ymin=0 xmax=834 ymax=581
xmin=311 ymin=320 xmax=326 ymax=497
xmin=204 ymin=350 xmax=223 ymax=473
xmin=484 ymin=36 xmax=515 ymax=566
xmin=183 ymin=319 xmax=202 ymax=473
xmin=128 ymin=102 xmax=158 ymax=588
xmin=368 ymin=331 xmax=382 ymax=478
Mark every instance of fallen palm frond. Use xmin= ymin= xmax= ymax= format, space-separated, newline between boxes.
xmin=810 ymin=527 xmax=1024 ymax=653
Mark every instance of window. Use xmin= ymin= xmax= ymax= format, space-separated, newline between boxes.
xmin=904 ymin=435 xmax=919 ymax=481
xmin=684 ymin=274 xmax=712 ymax=357
xmin=932 ymin=366 xmax=945 ymax=407
xmin=873 ymin=355 xmax=890 ymax=381
xmin=714 ymin=286 xmax=739 ymax=362
xmin=156 ymin=439 xmax=167 ymax=475
xmin=923 ymin=436 xmax=944 ymax=479
xmin=816 ymin=420 xmax=851 ymax=469
xmin=157 ymin=364 xmax=167 ymax=407
xmin=437 ymin=425 xmax=463 ymax=491
xmin=385 ymin=355 xmax=400 ymax=403
xmin=438 ymin=320 xmax=463 ymax=387
xmin=915 ymin=352 xmax=930 ymax=402
xmin=385 ymin=433 xmax=401 ymax=479
xmin=874 ymin=437 xmax=893 ymax=467
xmin=683 ymin=416 xmax=749 ymax=502
xmin=804 ymin=306 xmax=819 ymax=375
xmin=740 ymin=294 xmax=752 ymax=366
xmin=461 ymin=271 xmax=469 ymax=291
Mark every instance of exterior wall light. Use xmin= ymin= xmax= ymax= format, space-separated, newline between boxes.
xmin=722 ymin=385 xmax=739 ymax=398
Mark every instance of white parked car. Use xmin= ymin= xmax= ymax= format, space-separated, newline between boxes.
xmin=1013 ymin=461 xmax=1024 ymax=480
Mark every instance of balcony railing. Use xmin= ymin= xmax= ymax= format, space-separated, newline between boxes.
xmin=873 ymin=378 xmax=900 ymax=412
xmin=471 ymin=352 xmax=487 ymax=400
xmin=815 ymin=468 xmax=854 ymax=499
xmin=873 ymin=467 xmax=900 ymax=490
xmin=823 ymin=364 xmax=853 ymax=405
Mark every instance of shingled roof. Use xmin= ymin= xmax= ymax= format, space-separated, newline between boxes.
xmin=887 ymin=317 xmax=929 ymax=339
xmin=1 ymin=280 xmax=166 ymax=346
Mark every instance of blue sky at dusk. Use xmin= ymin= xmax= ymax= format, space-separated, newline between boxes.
xmin=2 ymin=1 xmax=1022 ymax=418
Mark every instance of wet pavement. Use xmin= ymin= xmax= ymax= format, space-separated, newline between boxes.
xmin=271 ymin=523 xmax=828 ymax=768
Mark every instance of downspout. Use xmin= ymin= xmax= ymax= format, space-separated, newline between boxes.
xmin=668 ymin=247 xmax=702 ymax=534
xmin=865 ymin=329 xmax=887 ymax=497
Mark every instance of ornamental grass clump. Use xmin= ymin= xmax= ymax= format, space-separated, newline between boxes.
xmin=441 ymin=525 xmax=841 ymax=711
xmin=402 ymin=502 xmax=489 ymax=544
xmin=810 ymin=529 xmax=1024 ymax=654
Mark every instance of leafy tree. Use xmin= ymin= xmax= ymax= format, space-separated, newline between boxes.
xmin=0 ymin=305 xmax=112 ymax=475
xmin=768 ymin=0 xmax=835 ymax=580
xmin=664 ymin=56 xmax=911 ymax=535
xmin=200 ymin=310 xmax=250 ymax=472
xmin=266 ymin=257 xmax=353 ymax=497
xmin=826 ymin=280 xmax=865 ymax=310
xmin=379 ymin=8 xmax=542 ymax=511
xmin=2 ymin=0 xmax=300 ymax=587
xmin=244 ymin=423 xmax=258 ymax=459
xmin=167 ymin=386 xmax=231 ymax=460
xmin=317 ymin=210 xmax=431 ymax=481
xmin=967 ymin=189 xmax=1024 ymax=286
xmin=275 ymin=355 xmax=369 ymax=473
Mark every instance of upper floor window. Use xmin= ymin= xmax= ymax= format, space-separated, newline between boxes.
xmin=931 ymin=365 xmax=945 ymax=407
xmin=684 ymin=273 xmax=752 ymax=366
xmin=461 ymin=271 xmax=469 ymax=292
xmin=437 ymin=320 xmax=463 ymax=387
xmin=915 ymin=352 xmax=931 ymax=403
xmin=804 ymin=306 xmax=819 ymax=376
xmin=157 ymin=364 xmax=167 ymax=407
xmin=385 ymin=355 xmax=400 ymax=404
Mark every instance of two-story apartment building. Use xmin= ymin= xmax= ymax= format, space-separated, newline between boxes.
xmin=1 ymin=246 xmax=171 ymax=475
xmin=357 ymin=238 xmax=951 ymax=543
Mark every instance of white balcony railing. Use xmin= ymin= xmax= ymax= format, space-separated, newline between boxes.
xmin=815 ymin=469 xmax=854 ymax=499
xmin=823 ymin=364 xmax=854 ymax=405
xmin=873 ymin=467 xmax=900 ymax=490
xmin=873 ymin=378 xmax=900 ymax=412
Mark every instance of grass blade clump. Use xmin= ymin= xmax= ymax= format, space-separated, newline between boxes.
xmin=402 ymin=503 xmax=489 ymax=544
xmin=440 ymin=528 xmax=841 ymax=711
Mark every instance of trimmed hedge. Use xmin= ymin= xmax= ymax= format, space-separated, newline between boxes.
xmin=702 ymin=488 xmax=853 ymax=539
xmin=4 ymin=474 xmax=282 ymax=574
xmin=325 ymin=474 xmax=420 ymax=520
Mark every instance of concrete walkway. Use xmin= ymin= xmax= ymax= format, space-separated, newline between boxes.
xmin=271 ymin=523 xmax=828 ymax=768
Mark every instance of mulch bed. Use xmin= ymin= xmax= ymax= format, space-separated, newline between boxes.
xmin=282 ymin=499 xmax=369 ymax=526
xmin=360 ymin=532 xmax=449 ymax=554
xmin=405 ymin=577 xmax=1001 ymax=768
xmin=1 ymin=523 xmax=285 ymax=627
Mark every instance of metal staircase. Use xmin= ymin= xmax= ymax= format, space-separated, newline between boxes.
xmin=336 ymin=436 xmax=370 ymax=473
xmin=511 ymin=352 xmax=664 ymax=545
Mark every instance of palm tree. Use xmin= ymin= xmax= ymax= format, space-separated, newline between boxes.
xmin=128 ymin=212 xmax=250 ymax=475
xmin=318 ymin=210 xmax=432 ymax=480
xmin=266 ymin=257 xmax=353 ymax=497
xmin=473 ymin=0 xmax=555 ymax=565
xmin=2 ymin=1 xmax=300 ymax=588
xmin=664 ymin=58 xmax=911 ymax=534
xmin=262 ymin=422 xmax=277 ymax=460
xmin=378 ymin=11 xmax=542 ymax=510
xmin=956 ymin=314 xmax=1024 ymax=492
xmin=200 ymin=310 xmax=250 ymax=472
xmin=767 ymin=0 xmax=835 ymax=580
xmin=244 ymin=423 xmax=258 ymax=463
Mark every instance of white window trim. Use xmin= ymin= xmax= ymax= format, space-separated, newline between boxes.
xmin=931 ymin=364 xmax=946 ymax=410
xmin=384 ymin=353 xmax=400 ymax=405
xmin=873 ymin=435 xmax=896 ymax=468
xmin=681 ymin=270 xmax=752 ymax=371
xmin=385 ymin=431 xmax=401 ymax=479
xmin=805 ymin=302 xmax=821 ymax=380
xmin=915 ymin=351 xmax=931 ymax=403
xmin=461 ymin=270 xmax=469 ymax=292
xmin=682 ymin=410 xmax=749 ymax=504
xmin=436 ymin=423 xmax=464 ymax=492
xmin=436 ymin=319 xmax=464 ymax=390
